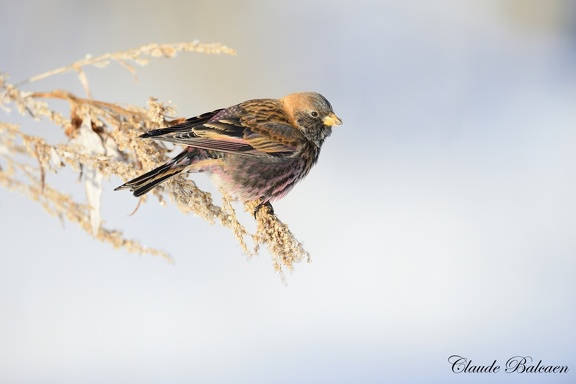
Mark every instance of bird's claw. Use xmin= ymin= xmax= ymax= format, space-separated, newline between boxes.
xmin=253 ymin=201 xmax=274 ymax=218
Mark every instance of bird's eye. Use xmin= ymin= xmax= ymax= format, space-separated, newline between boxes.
xmin=309 ymin=111 xmax=319 ymax=118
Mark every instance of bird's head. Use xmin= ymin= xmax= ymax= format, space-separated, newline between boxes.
xmin=281 ymin=92 xmax=342 ymax=146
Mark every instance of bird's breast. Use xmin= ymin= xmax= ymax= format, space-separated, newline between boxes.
xmin=209 ymin=150 xmax=317 ymax=203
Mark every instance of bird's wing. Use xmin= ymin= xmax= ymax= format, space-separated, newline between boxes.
xmin=140 ymin=106 xmax=302 ymax=156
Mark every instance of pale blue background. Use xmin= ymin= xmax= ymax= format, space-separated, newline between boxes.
xmin=1 ymin=1 xmax=575 ymax=383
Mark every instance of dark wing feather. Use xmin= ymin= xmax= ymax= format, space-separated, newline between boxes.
xmin=139 ymin=102 xmax=303 ymax=156
xmin=140 ymin=109 xmax=225 ymax=139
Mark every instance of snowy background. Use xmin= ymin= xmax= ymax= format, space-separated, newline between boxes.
xmin=1 ymin=1 xmax=575 ymax=383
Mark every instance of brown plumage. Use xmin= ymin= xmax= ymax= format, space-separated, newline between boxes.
xmin=115 ymin=92 xmax=342 ymax=214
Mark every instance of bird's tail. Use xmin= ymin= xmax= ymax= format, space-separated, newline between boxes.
xmin=115 ymin=151 xmax=190 ymax=197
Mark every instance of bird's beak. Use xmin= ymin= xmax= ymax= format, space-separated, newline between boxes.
xmin=323 ymin=112 xmax=343 ymax=127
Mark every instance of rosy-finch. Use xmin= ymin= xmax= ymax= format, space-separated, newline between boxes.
xmin=115 ymin=92 xmax=342 ymax=214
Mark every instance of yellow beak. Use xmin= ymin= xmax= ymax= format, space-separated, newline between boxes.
xmin=323 ymin=112 xmax=343 ymax=127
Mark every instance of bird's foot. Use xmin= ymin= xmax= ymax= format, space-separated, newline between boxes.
xmin=253 ymin=201 xmax=274 ymax=218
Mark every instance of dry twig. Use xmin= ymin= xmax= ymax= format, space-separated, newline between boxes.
xmin=0 ymin=42 xmax=311 ymax=275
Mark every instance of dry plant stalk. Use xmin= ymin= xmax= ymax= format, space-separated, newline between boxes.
xmin=0 ymin=42 xmax=310 ymax=276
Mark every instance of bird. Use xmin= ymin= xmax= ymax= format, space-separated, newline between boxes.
xmin=114 ymin=92 xmax=342 ymax=215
